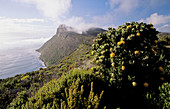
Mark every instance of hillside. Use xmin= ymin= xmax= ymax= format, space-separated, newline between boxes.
xmin=157 ymin=32 xmax=170 ymax=46
xmin=0 ymin=22 xmax=169 ymax=109
xmin=0 ymin=43 xmax=93 ymax=109
xmin=37 ymin=24 xmax=105 ymax=66
xmin=157 ymin=32 xmax=170 ymax=36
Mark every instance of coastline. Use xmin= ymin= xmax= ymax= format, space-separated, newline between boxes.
xmin=39 ymin=56 xmax=47 ymax=67
xmin=36 ymin=50 xmax=47 ymax=67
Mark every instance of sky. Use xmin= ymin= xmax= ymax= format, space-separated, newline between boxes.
xmin=0 ymin=0 xmax=170 ymax=49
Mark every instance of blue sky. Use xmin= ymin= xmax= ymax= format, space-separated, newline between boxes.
xmin=0 ymin=0 xmax=170 ymax=49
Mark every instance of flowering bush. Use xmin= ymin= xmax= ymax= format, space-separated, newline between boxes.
xmin=92 ymin=22 xmax=169 ymax=89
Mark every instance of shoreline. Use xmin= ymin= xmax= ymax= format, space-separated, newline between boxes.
xmin=39 ymin=56 xmax=47 ymax=67
xmin=36 ymin=49 xmax=47 ymax=67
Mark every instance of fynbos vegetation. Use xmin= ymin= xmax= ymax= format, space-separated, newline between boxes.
xmin=0 ymin=22 xmax=169 ymax=109
xmin=91 ymin=22 xmax=169 ymax=108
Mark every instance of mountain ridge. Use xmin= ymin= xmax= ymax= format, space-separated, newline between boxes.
xmin=37 ymin=24 xmax=105 ymax=65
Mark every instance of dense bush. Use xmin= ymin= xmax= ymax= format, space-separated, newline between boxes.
xmin=8 ymin=69 xmax=107 ymax=109
xmin=53 ymin=82 xmax=105 ymax=109
xmin=92 ymin=22 xmax=169 ymax=85
xmin=92 ymin=22 xmax=170 ymax=108
xmin=158 ymin=35 xmax=170 ymax=45
xmin=9 ymin=91 xmax=28 ymax=109
xmin=158 ymin=82 xmax=170 ymax=108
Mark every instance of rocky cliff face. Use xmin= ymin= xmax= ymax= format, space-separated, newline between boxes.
xmin=38 ymin=24 xmax=105 ymax=65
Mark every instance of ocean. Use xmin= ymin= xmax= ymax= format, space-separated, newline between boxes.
xmin=0 ymin=37 xmax=48 ymax=79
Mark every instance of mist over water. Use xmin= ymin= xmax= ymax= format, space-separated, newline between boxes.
xmin=0 ymin=36 xmax=49 ymax=79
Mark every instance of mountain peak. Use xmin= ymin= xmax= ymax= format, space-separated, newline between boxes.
xmin=57 ymin=24 xmax=75 ymax=33
xmin=58 ymin=24 xmax=70 ymax=29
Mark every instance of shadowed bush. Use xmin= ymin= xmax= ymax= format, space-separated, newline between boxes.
xmin=91 ymin=22 xmax=170 ymax=109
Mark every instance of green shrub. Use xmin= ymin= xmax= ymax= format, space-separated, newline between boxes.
xmin=58 ymin=82 xmax=105 ymax=109
xmin=9 ymin=69 xmax=106 ymax=109
xmin=92 ymin=22 xmax=170 ymax=108
xmin=158 ymin=83 xmax=170 ymax=109
xmin=146 ymin=82 xmax=170 ymax=109
xmin=92 ymin=22 xmax=169 ymax=86
xmin=158 ymin=82 xmax=170 ymax=109
xmin=9 ymin=91 xmax=28 ymax=109
xmin=21 ymin=75 xmax=29 ymax=80
xmin=158 ymin=35 xmax=170 ymax=45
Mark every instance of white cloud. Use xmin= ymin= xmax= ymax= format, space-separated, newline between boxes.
xmin=12 ymin=18 xmax=45 ymax=23
xmin=62 ymin=16 xmax=98 ymax=33
xmin=0 ymin=17 xmax=54 ymax=50
xmin=0 ymin=17 xmax=45 ymax=23
xmin=16 ymin=0 xmax=72 ymax=20
xmin=158 ymin=24 xmax=170 ymax=32
xmin=14 ymin=0 xmax=116 ymax=30
xmin=109 ymin=0 xmax=139 ymax=13
xmin=92 ymin=13 xmax=116 ymax=28
xmin=0 ymin=16 xmax=55 ymax=38
xmin=0 ymin=37 xmax=50 ymax=50
xmin=140 ymin=13 xmax=170 ymax=25
xmin=91 ymin=0 xmax=140 ymax=29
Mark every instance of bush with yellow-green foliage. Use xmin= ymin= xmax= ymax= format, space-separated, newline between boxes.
xmin=9 ymin=69 xmax=107 ymax=109
xmin=92 ymin=22 xmax=170 ymax=108
xmin=21 ymin=75 xmax=30 ymax=80
xmin=56 ymin=82 xmax=104 ymax=109
xmin=92 ymin=22 xmax=169 ymax=85
xmin=146 ymin=82 xmax=170 ymax=109
xmin=9 ymin=91 xmax=28 ymax=109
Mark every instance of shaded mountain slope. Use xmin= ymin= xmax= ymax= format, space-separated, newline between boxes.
xmin=82 ymin=27 xmax=106 ymax=36
xmin=37 ymin=24 xmax=105 ymax=66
